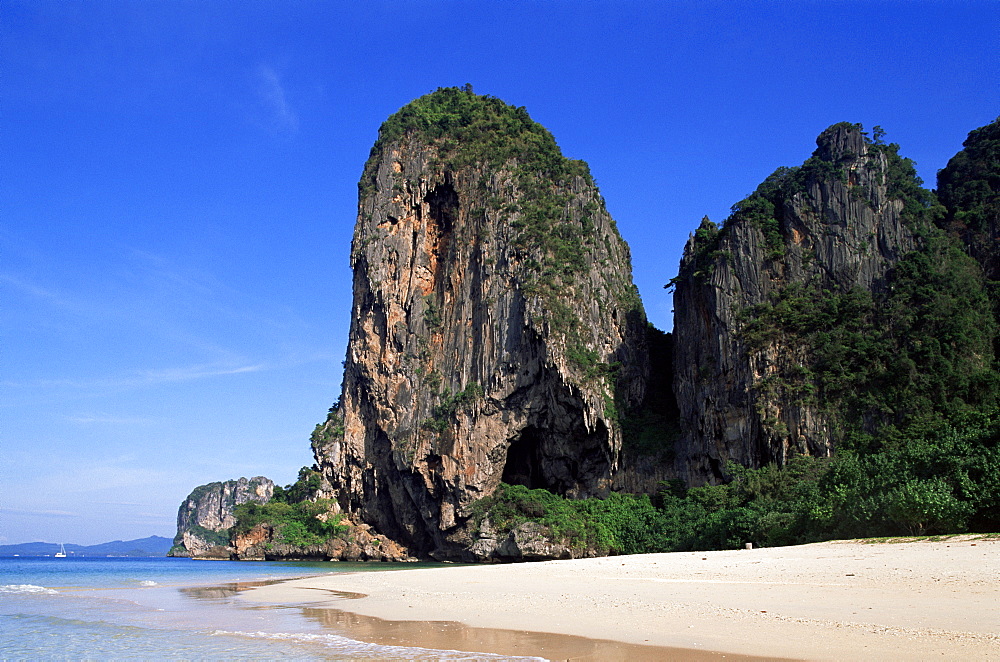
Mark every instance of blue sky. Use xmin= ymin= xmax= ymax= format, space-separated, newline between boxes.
xmin=3 ymin=1 xmax=997 ymax=545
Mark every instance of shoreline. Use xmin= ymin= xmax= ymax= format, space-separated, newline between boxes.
xmin=242 ymin=536 xmax=1000 ymax=660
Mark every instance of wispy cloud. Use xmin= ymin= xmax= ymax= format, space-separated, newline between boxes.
xmin=256 ymin=64 xmax=298 ymax=133
xmin=0 ymin=273 xmax=65 ymax=304
xmin=126 ymin=248 xmax=225 ymax=298
xmin=2 ymin=361 xmax=265 ymax=391
xmin=137 ymin=362 xmax=265 ymax=382
xmin=0 ymin=508 xmax=80 ymax=518
xmin=66 ymin=414 xmax=158 ymax=425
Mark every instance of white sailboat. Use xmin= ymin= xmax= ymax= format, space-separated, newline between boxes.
xmin=54 ymin=543 xmax=67 ymax=558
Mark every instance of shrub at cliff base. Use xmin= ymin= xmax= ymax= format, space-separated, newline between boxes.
xmin=471 ymin=484 xmax=672 ymax=555
xmin=475 ymin=407 xmax=1000 ymax=551
xmin=233 ymin=499 xmax=346 ymax=548
xmin=232 ymin=467 xmax=346 ymax=549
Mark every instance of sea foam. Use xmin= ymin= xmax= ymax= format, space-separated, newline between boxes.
xmin=0 ymin=584 xmax=59 ymax=595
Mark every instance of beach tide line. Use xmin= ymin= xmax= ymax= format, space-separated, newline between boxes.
xmin=211 ymin=629 xmax=544 ymax=660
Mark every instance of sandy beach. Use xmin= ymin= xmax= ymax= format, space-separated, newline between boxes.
xmin=243 ymin=536 xmax=999 ymax=660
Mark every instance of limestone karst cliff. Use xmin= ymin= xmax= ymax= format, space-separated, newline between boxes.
xmin=167 ymin=469 xmax=413 ymax=561
xmin=310 ymin=87 xmax=648 ymax=559
xmin=670 ymin=122 xmax=997 ymax=485
xmin=671 ymin=123 xmax=917 ymax=483
xmin=168 ymin=476 xmax=273 ymax=558
xmin=171 ymin=111 xmax=1000 ymax=558
xmin=231 ymin=514 xmax=411 ymax=562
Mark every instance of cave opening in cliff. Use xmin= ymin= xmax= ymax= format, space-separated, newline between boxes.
xmin=502 ymin=421 xmax=613 ymax=497
xmin=424 ymin=182 xmax=458 ymax=292
xmin=425 ymin=183 xmax=457 ymax=236
xmin=502 ymin=427 xmax=545 ymax=490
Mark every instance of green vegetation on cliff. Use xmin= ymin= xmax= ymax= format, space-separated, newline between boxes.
xmin=686 ymin=122 xmax=942 ymax=273
xmin=937 ymin=116 xmax=1000 ymax=313
xmin=233 ymin=467 xmax=346 ymax=549
xmin=233 ymin=498 xmax=345 ymax=548
xmin=475 ymin=405 xmax=1000 ymax=552
xmin=366 ymin=85 xmax=591 ymax=179
xmin=938 ymin=116 xmax=1000 ymax=236
xmin=729 ymin=124 xmax=999 ymax=450
xmin=362 ymin=86 xmax=599 ymax=284
xmin=741 ymin=229 xmax=998 ymax=445
xmin=627 ymin=120 xmax=1000 ymax=550
xmin=363 ymin=87 xmax=643 ymax=386
xmin=732 ymin=126 xmax=997 ymax=537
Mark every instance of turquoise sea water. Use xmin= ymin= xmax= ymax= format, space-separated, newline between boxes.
xmin=0 ymin=556 xmax=536 ymax=660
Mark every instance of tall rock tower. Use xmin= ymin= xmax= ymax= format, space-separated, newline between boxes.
xmin=312 ymin=88 xmax=648 ymax=558
xmin=671 ymin=123 xmax=923 ymax=484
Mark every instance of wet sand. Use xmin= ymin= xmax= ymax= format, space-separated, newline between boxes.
xmin=243 ymin=537 xmax=1000 ymax=660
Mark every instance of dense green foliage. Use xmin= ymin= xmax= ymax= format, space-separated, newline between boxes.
xmin=310 ymin=401 xmax=345 ymax=453
xmin=938 ymin=117 xmax=1000 ymax=235
xmin=637 ymin=121 xmax=1000 ymax=550
xmin=472 ymin=483 xmax=672 ymax=555
xmin=475 ymin=408 xmax=999 ymax=552
xmin=729 ymin=120 xmax=999 ymax=447
xmin=232 ymin=466 xmax=345 ymax=549
xmin=937 ymin=116 xmax=1000 ymax=314
xmin=740 ymin=228 xmax=998 ymax=442
xmin=368 ymin=85 xmax=588 ymax=175
xmin=272 ymin=466 xmax=325 ymax=504
xmin=233 ymin=498 xmax=346 ymax=548
xmin=667 ymin=216 xmax=725 ymax=286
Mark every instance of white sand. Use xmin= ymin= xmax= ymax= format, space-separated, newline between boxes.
xmin=243 ymin=537 xmax=1000 ymax=660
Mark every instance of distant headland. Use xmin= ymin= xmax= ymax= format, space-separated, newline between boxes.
xmin=0 ymin=536 xmax=173 ymax=557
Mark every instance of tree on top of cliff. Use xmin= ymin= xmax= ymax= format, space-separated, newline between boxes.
xmin=717 ymin=123 xmax=940 ymax=255
xmin=938 ymin=116 xmax=1000 ymax=235
xmin=358 ymin=86 xmax=642 ymax=355
xmin=936 ymin=117 xmax=1000 ymax=287
xmin=363 ymin=86 xmax=591 ymax=181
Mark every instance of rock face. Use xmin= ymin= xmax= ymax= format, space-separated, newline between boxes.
xmin=467 ymin=519 xmax=602 ymax=562
xmin=168 ymin=476 xmax=273 ymax=558
xmin=671 ymin=123 xmax=919 ymax=484
xmin=232 ymin=519 xmax=412 ymax=562
xmin=311 ymin=88 xmax=648 ymax=559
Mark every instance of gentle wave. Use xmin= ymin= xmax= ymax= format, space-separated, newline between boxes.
xmin=213 ymin=630 xmax=545 ymax=660
xmin=0 ymin=584 xmax=59 ymax=595
xmin=138 ymin=580 xmax=158 ymax=586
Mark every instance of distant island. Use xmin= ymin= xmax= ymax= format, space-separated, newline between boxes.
xmin=0 ymin=536 xmax=173 ymax=557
